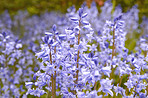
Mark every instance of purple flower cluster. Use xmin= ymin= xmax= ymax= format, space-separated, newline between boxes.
xmin=25 ymin=2 xmax=147 ymax=98
xmin=0 ymin=0 xmax=148 ymax=98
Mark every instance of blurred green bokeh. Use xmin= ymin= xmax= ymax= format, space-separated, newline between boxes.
xmin=0 ymin=0 xmax=147 ymax=21
xmin=0 ymin=0 xmax=85 ymax=15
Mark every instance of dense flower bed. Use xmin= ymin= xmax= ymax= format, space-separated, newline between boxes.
xmin=0 ymin=1 xmax=148 ymax=98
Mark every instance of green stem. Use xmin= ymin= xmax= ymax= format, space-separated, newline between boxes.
xmin=119 ymin=76 xmax=123 ymax=86
xmin=75 ymin=19 xmax=81 ymax=84
xmin=112 ymin=27 xmax=115 ymax=60
xmin=47 ymin=45 xmax=56 ymax=98
xmin=74 ymin=19 xmax=81 ymax=98
xmin=94 ymin=81 xmax=97 ymax=90
xmin=133 ymin=81 xmax=139 ymax=97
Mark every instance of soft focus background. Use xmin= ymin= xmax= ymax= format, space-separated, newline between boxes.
xmin=0 ymin=0 xmax=148 ymax=21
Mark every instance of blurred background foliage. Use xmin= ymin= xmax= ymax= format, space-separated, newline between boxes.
xmin=0 ymin=0 xmax=148 ymax=21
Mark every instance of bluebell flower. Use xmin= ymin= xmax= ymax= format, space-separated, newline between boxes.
xmin=114 ymin=84 xmax=126 ymax=96
xmin=98 ymin=78 xmax=113 ymax=96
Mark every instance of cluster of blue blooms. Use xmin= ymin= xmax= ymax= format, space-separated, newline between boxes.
xmin=0 ymin=1 xmax=148 ymax=98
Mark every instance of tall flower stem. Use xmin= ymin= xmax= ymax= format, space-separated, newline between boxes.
xmin=73 ymin=19 xmax=81 ymax=97
xmin=119 ymin=76 xmax=123 ymax=86
xmin=144 ymin=51 xmax=148 ymax=96
xmin=47 ymin=44 xmax=56 ymax=98
xmin=133 ymin=81 xmax=139 ymax=97
xmin=4 ymin=43 xmax=7 ymax=68
xmin=75 ymin=19 xmax=81 ymax=84
xmin=47 ymin=45 xmax=52 ymax=98
xmin=94 ymin=81 xmax=97 ymax=90
xmin=52 ymin=46 xmax=56 ymax=98
xmin=110 ymin=25 xmax=116 ymax=80
xmin=112 ymin=27 xmax=116 ymax=60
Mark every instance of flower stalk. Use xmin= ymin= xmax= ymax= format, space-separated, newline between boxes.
xmin=112 ymin=26 xmax=116 ymax=60
xmin=75 ymin=19 xmax=81 ymax=84
xmin=47 ymin=44 xmax=56 ymax=98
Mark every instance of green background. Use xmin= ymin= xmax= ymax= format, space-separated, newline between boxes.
xmin=0 ymin=0 xmax=148 ymax=21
